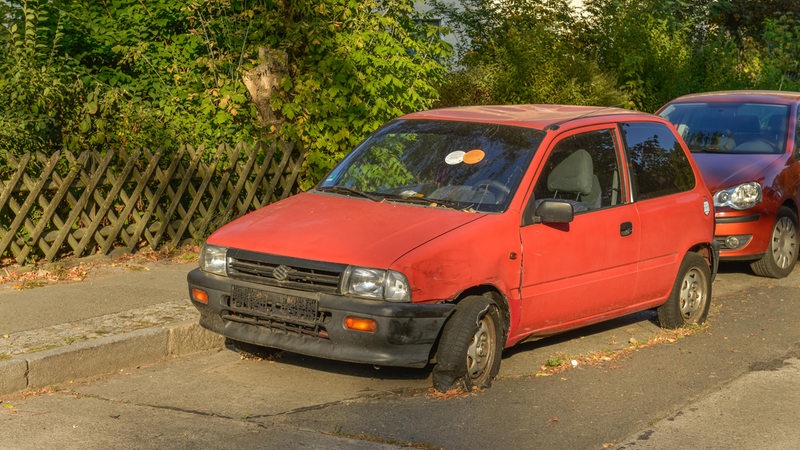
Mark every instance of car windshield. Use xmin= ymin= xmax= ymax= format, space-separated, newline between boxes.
xmin=318 ymin=119 xmax=544 ymax=213
xmin=659 ymin=101 xmax=790 ymax=155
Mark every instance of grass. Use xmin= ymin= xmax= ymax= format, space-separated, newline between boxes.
xmin=62 ymin=336 xmax=85 ymax=346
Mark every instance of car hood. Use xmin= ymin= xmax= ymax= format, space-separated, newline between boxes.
xmin=692 ymin=153 xmax=783 ymax=191
xmin=206 ymin=191 xmax=486 ymax=268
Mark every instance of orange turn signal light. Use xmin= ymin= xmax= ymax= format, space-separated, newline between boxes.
xmin=344 ymin=317 xmax=377 ymax=333
xmin=191 ymin=288 xmax=209 ymax=304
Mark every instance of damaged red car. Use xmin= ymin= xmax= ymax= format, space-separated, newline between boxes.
xmin=188 ymin=105 xmax=718 ymax=392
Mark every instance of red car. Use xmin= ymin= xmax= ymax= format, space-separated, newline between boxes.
xmin=188 ymin=105 xmax=717 ymax=392
xmin=659 ymin=91 xmax=800 ymax=278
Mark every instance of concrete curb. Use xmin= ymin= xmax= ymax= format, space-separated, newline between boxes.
xmin=0 ymin=321 xmax=224 ymax=396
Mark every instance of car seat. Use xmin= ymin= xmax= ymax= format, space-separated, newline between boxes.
xmin=546 ymin=149 xmax=601 ymax=209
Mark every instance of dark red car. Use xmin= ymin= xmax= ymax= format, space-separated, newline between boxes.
xmin=189 ymin=105 xmax=717 ymax=392
xmin=659 ymin=91 xmax=800 ymax=278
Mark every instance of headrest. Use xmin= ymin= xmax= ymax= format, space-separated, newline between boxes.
xmin=547 ymin=149 xmax=593 ymax=195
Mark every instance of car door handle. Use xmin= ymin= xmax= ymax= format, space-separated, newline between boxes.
xmin=620 ymin=222 xmax=633 ymax=237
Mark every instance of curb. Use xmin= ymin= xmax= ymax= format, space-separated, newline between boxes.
xmin=0 ymin=321 xmax=224 ymax=396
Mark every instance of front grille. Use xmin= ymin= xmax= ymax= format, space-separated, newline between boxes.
xmin=227 ymin=250 xmax=345 ymax=294
xmin=224 ymin=310 xmax=331 ymax=339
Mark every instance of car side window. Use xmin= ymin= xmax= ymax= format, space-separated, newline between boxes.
xmin=621 ymin=122 xmax=696 ymax=201
xmin=531 ymin=129 xmax=622 ymax=215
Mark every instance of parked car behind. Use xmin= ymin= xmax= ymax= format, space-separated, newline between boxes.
xmin=188 ymin=105 xmax=717 ymax=392
xmin=659 ymin=90 xmax=800 ymax=278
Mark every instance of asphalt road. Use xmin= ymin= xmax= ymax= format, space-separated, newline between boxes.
xmin=1 ymin=263 xmax=799 ymax=449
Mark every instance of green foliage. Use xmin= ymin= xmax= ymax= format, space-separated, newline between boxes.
xmin=0 ymin=0 xmax=84 ymax=154
xmin=431 ymin=0 xmax=628 ymax=107
xmin=579 ymin=0 xmax=703 ymax=111
xmin=758 ymin=15 xmax=800 ymax=90
xmin=436 ymin=0 xmax=800 ymax=112
xmin=708 ymin=0 xmax=800 ymax=43
xmin=341 ymin=137 xmax=414 ymax=191
xmin=262 ymin=1 xmax=451 ymax=188
xmin=4 ymin=0 xmax=800 ymax=196
xmin=578 ymin=0 xmax=800 ymax=110
xmin=62 ymin=0 xmax=260 ymax=148
xmin=1 ymin=0 xmax=450 ymax=191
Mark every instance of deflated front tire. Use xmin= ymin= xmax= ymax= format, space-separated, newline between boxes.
xmin=432 ymin=295 xmax=504 ymax=392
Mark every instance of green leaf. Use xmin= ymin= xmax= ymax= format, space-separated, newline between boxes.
xmin=79 ymin=117 xmax=92 ymax=133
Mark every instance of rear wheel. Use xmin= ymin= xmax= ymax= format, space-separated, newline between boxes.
xmin=750 ymin=206 xmax=798 ymax=278
xmin=432 ymin=296 xmax=503 ymax=392
xmin=657 ymin=252 xmax=711 ymax=328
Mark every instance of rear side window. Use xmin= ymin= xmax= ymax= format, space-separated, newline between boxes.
xmin=621 ymin=122 xmax=696 ymax=201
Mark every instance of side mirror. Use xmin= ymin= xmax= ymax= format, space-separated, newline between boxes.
xmin=534 ymin=200 xmax=574 ymax=224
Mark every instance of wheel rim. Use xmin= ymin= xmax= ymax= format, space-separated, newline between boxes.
xmin=466 ymin=314 xmax=497 ymax=383
xmin=771 ymin=216 xmax=798 ymax=270
xmin=679 ymin=267 xmax=708 ymax=322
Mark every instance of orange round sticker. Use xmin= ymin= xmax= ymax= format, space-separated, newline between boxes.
xmin=462 ymin=149 xmax=485 ymax=164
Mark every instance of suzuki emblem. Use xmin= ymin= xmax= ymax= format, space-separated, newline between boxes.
xmin=273 ymin=264 xmax=291 ymax=282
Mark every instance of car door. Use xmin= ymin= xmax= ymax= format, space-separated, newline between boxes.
xmin=620 ymin=121 xmax=705 ymax=302
xmin=516 ymin=125 xmax=641 ymax=335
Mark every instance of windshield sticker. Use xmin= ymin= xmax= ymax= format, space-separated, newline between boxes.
xmin=463 ymin=149 xmax=485 ymax=164
xmin=445 ymin=150 xmax=465 ymax=165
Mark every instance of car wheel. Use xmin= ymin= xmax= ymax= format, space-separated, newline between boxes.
xmin=657 ymin=252 xmax=712 ymax=328
xmin=750 ymin=206 xmax=799 ymax=278
xmin=432 ymin=295 xmax=504 ymax=392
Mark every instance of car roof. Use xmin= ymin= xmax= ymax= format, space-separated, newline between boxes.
xmin=401 ymin=104 xmax=653 ymax=130
xmin=667 ymin=90 xmax=800 ymax=104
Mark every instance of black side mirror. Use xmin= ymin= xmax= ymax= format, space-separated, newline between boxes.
xmin=534 ymin=200 xmax=574 ymax=224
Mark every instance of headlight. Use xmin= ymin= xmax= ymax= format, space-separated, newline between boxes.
xmin=341 ymin=266 xmax=411 ymax=302
xmin=714 ymin=182 xmax=762 ymax=210
xmin=200 ymin=244 xmax=228 ymax=276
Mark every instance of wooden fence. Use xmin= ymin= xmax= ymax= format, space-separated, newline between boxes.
xmin=0 ymin=141 xmax=306 ymax=264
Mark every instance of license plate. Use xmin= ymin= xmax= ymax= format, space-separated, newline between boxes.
xmin=230 ymin=286 xmax=319 ymax=324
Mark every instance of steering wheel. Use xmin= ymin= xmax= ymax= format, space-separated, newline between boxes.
xmin=475 ymin=180 xmax=510 ymax=203
xmin=734 ymin=138 xmax=777 ymax=153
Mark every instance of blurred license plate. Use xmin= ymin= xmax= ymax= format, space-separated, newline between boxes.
xmin=230 ymin=286 xmax=318 ymax=324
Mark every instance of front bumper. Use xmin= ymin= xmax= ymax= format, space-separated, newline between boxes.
xmin=187 ymin=268 xmax=454 ymax=368
xmin=714 ymin=211 xmax=768 ymax=260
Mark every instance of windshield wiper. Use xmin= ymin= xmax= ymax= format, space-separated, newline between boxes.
xmin=380 ymin=193 xmax=472 ymax=211
xmin=316 ymin=186 xmax=382 ymax=202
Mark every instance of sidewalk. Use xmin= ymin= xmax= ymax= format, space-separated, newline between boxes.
xmin=0 ymin=259 xmax=223 ymax=396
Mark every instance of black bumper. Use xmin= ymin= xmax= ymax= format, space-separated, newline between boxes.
xmin=187 ymin=268 xmax=454 ymax=368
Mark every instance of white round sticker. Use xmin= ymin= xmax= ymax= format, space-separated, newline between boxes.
xmin=445 ymin=150 xmax=465 ymax=165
